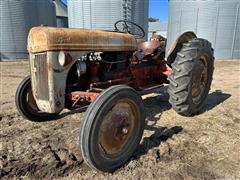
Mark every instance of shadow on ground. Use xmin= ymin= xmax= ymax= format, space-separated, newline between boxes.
xmin=132 ymin=90 xmax=183 ymax=160
xmin=132 ymin=89 xmax=231 ymax=160
xmin=205 ymin=90 xmax=231 ymax=111
xmin=133 ymin=126 xmax=183 ymax=161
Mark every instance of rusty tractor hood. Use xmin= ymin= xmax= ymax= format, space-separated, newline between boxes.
xmin=28 ymin=27 xmax=138 ymax=53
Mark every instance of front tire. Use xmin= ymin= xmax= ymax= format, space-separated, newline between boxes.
xmin=80 ymin=85 xmax=145 ymax=172
xmin=168 ymin=38 xmax=214 ymax=116
xmin=15 ymin=76 xmax=59 ymax=121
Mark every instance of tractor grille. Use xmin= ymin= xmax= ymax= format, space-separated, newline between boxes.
xmin=33 ymin=53 xmax=49 ymax=100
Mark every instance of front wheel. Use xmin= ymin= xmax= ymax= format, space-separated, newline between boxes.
xmin=80 ymin=85 xmax=145 ymax=172
xmin=15 ymin=76 xmax=59 ymax=121
xmin=168 ymin=38 xmax=214 ymax=116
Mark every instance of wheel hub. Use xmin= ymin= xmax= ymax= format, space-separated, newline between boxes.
xmin=192 ymin=55 xmax=208 ymax=101
xmin=99 ymin=100 xmax=137 ymax=156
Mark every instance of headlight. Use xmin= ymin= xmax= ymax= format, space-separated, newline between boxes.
xmin=58 ymin=51 xmax=66 ymax=66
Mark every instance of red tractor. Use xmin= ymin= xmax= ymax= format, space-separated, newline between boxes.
xmin=15 ymin=20 xmax=214 ymax=172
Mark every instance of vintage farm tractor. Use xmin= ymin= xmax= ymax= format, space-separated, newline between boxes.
xmin=15 ymin=20 xmax=214 ymax=172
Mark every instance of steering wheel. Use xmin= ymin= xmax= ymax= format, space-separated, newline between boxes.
xmin=114 ymin=20 xmax=145 ymax=38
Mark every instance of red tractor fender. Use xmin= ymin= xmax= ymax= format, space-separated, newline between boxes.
xmin=167 ymin=31 xmax=197 ymax=66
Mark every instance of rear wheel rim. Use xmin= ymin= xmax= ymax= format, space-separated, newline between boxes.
xmin=192 ymin=54 xmax=209 ymax=103
xmin=98 ymin=98 xmax=139 ymax=157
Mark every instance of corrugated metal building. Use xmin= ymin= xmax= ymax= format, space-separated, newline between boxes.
xmin=0 ymin=0 xmax=56 ymax=61
xmin=148 ymin=21 xmax=168 ymax=40
xmin=68 ymin=0 xmax=149 ymax=39
xmin=167 ymin=0 xmax=240 ymax=59
xmin=53 ymin=0 xmax=68 ymax=27
xmin=132 ymin=0 xmax=149 ymax=39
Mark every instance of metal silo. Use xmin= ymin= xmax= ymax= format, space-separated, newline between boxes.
xmin=53 ymin=0 xmax=68 ymax=27
xmin=0 ymin=0 xmax=56 ymax=61
xmin=132 ymin=0 xmax=149 ymax=39
xmin=167 ymin=0 xmax=240 ymax=59
xmin=68 ymin=0 xmax=149 ymax=39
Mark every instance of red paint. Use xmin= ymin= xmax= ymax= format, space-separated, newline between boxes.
xmin=67 ymin=91 xmax=99 ymax=102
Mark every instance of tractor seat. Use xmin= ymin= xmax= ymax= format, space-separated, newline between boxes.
xmin=138 ymin=41 xmax=164 ymax=56
xmin=134 ymin=41 xmax=165 ymax=61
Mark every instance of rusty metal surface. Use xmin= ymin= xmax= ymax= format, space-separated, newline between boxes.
xmin=138 ymin=41 xmax=165 ymax=56
xmin=30 ymin=51 xmax=87 ymax=113
xmin=192 ymin=55 xmax=208 ymax=103
xmin=67 ymin=91 xmax=99 ymax=103
xmin=99 ymin=99 xmax=138 ymax=156
xmin=30 ymin=50 xmax=169 ymax=113
xmin=28 ymin=27 xmax=138 ymax=53
xmin=32 ymin=53 xmax=49 ymax=100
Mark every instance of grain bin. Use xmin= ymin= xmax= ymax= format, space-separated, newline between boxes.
xmin=132 ymin=0 xmax=149 ymax=39
xmin=53 ymin=0 xmax=68 ymax=27
xmin=167 ymin=0 xmax=240 ymax=59
xmin=0 ymin=0 xmax=56 ymax=60
xmin=68 ymin=0 xmax=149 ymax=39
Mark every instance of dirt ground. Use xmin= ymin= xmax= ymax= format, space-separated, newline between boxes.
xmin=0 ymin=60 xmax=239 ymax=179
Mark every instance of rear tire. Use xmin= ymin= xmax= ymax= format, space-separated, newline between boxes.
xmin=168 ymin=38 xmax=214 ymax=116
xmin=15 ymin=76 xmax=59 ymax=121
xmin=80 ymin=85 xmax=145 ymax=172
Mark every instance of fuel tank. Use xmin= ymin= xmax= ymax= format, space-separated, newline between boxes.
xmin=28 ymin=27 xmax=138 ymax=53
